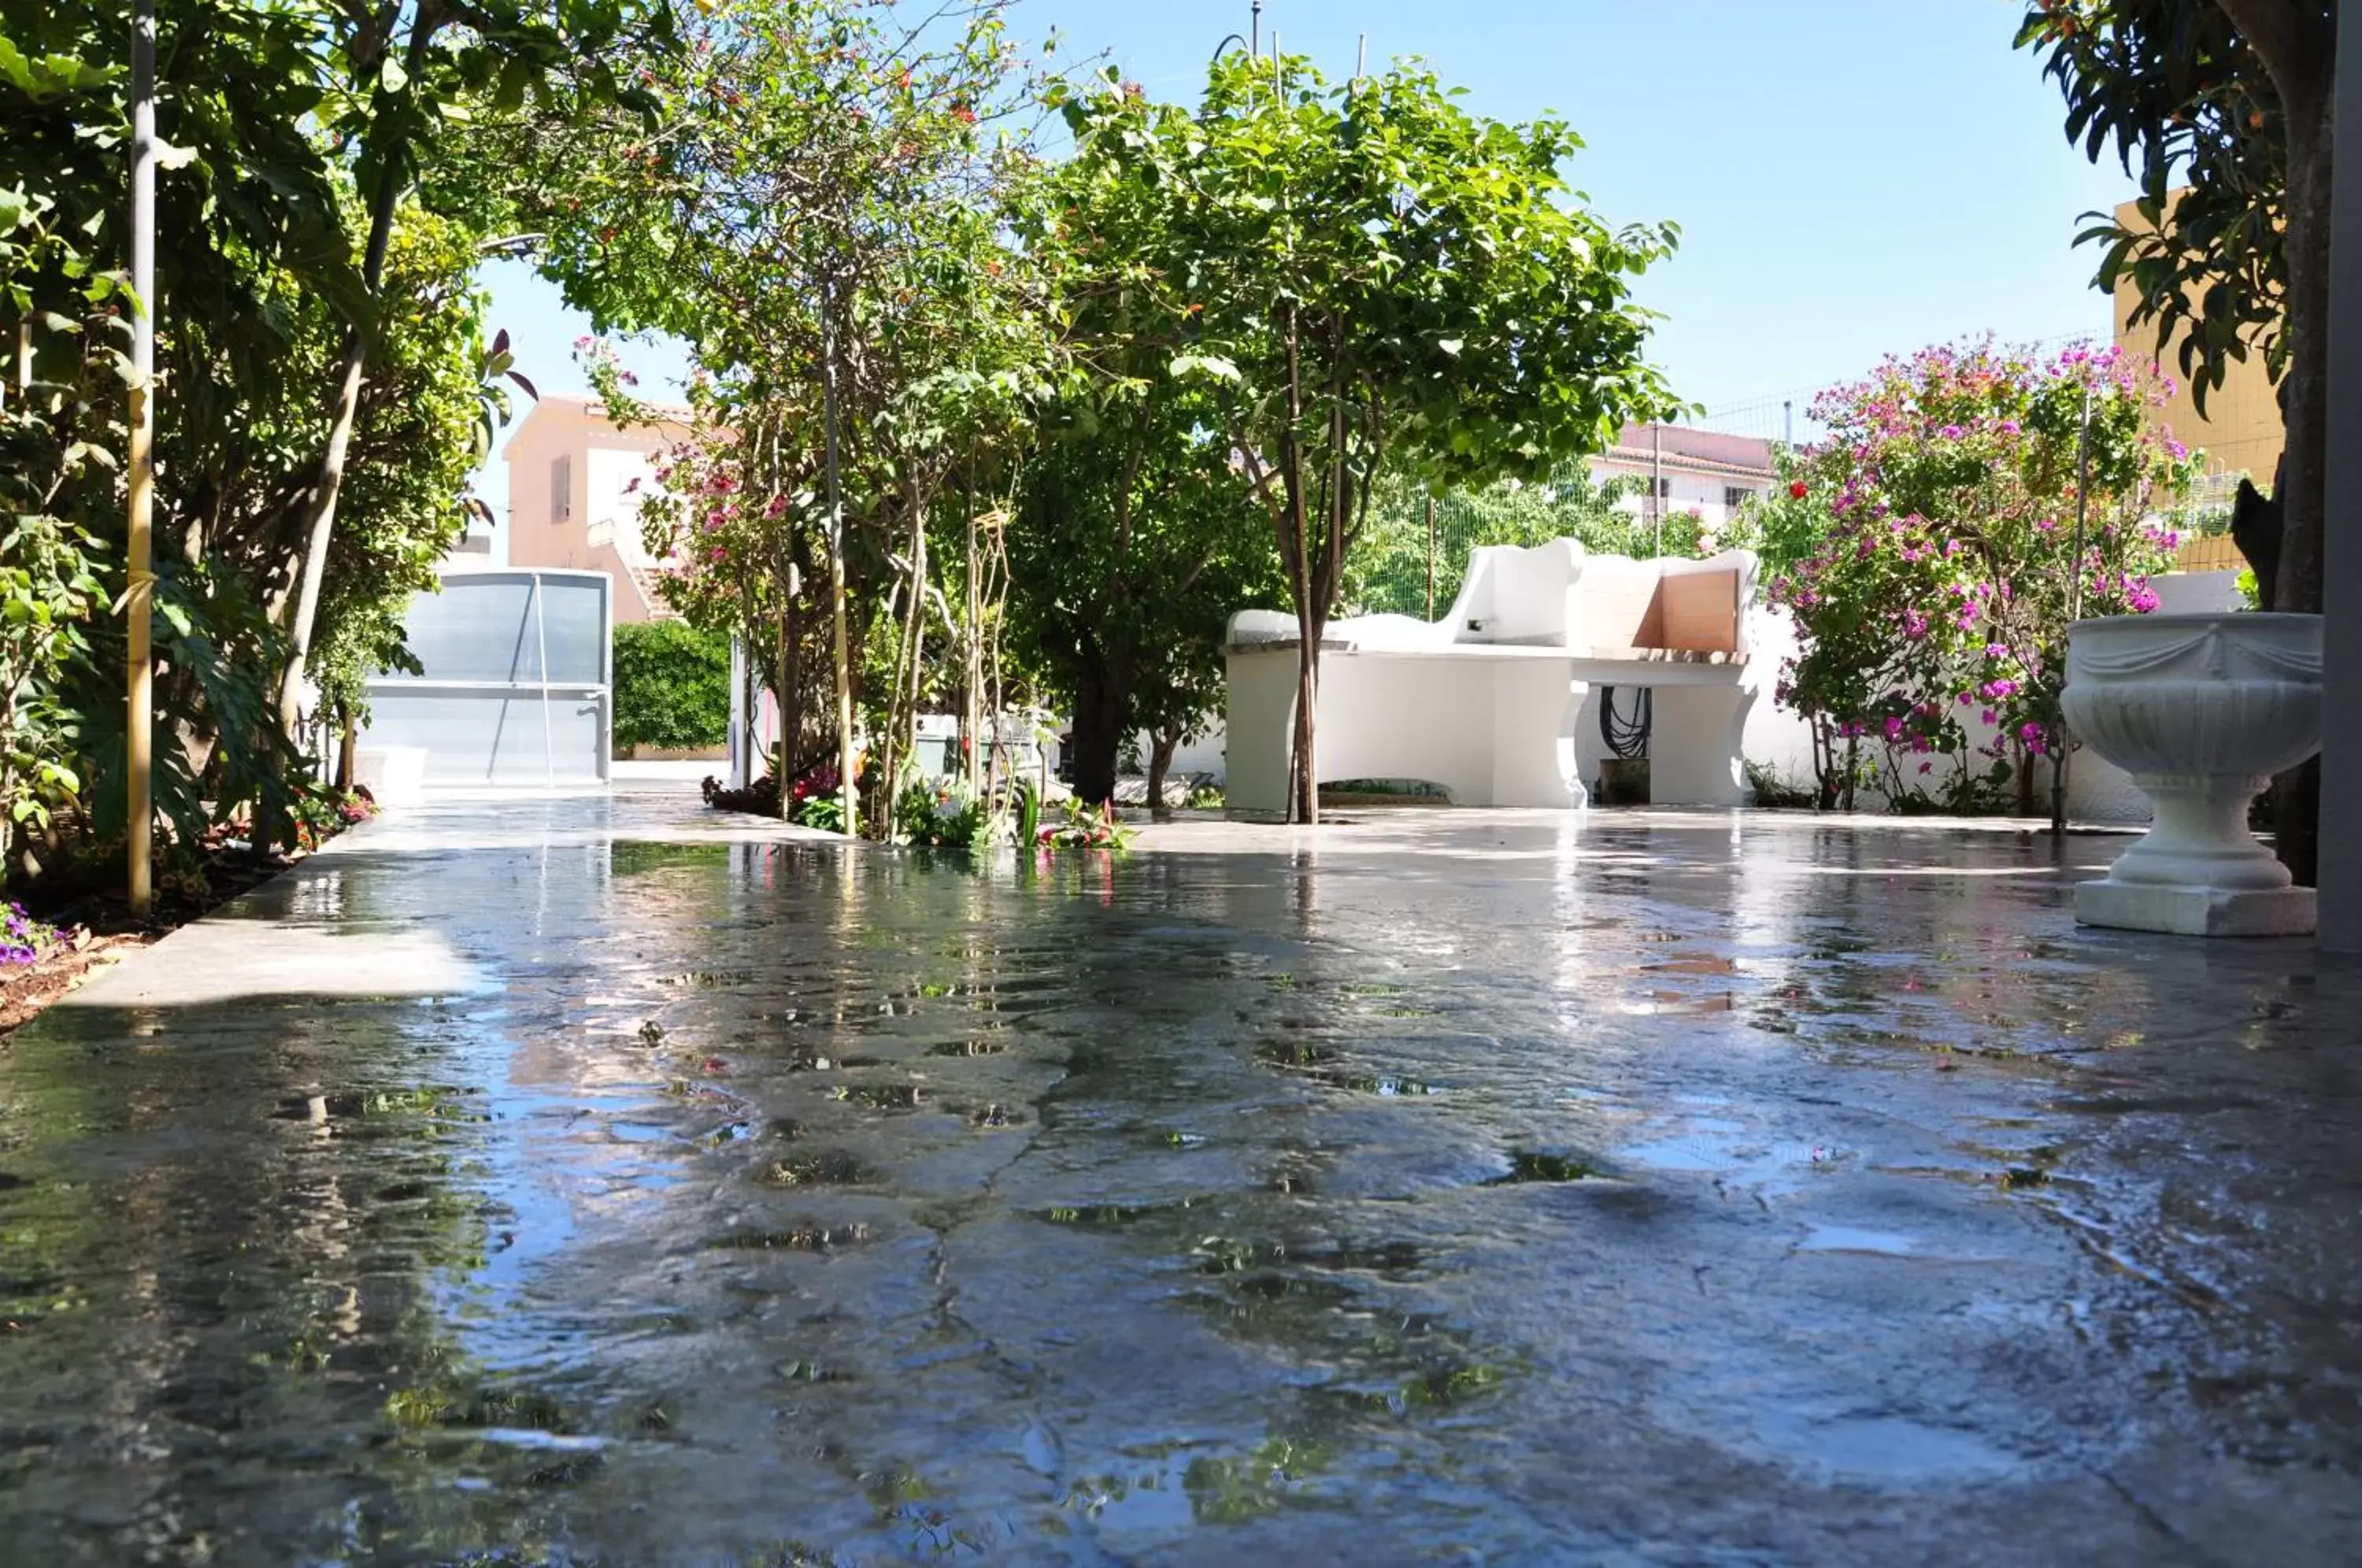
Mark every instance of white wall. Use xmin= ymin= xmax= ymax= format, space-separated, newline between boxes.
xmin=585 ymin=446 xmax=665 ymax=570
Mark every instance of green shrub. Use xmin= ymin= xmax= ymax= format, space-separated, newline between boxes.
xmin=613 ymin=621 xmax=731 ymax=752
xmin=1742 ymin=760 xmax=1816 ymax=810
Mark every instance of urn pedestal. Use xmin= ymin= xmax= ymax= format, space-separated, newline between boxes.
xmin=2060 ymin=612 xmax=2323 ymax=937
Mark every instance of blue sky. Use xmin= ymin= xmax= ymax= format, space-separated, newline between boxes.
xmin=472 ymin=0 xmax=2134 ymax=496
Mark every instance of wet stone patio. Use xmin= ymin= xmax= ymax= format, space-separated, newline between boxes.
xmin=4 ymin=793 xmax=2362 ymax=1564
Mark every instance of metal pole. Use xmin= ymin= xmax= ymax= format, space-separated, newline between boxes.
xmin=1251 ymin=0 xmax=1261 ymax=54
xmin=727 ymin=631 xmax=748 ymax=789
xmin=1783 ymin=399 xmax=1794 ymax=448
xmin=1651 ymin=423 xmax=1664 ymax=557
xmin=1357 ymin=33 xmax=1368 ymax=81
xmin=531 ymin=571 xmax=555 ymax=789
xmin=126 ymin=0 xmax=157 ymax=915
xmin=2055 ymin=379 xmax=2093 ymax=839
xmin=1424 ymin=495 xmax=1437 ymax=620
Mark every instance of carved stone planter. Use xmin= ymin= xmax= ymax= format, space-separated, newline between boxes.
xmin=2061 ymin=612 xmax=2323 ymax=937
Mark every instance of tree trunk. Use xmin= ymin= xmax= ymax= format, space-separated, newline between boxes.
xmin=335 ymin=708 xmax=357 ymax=792
xmin=820 ymin=279 xmax=857 ymax=837
xmin=829 ymin=544 xmax=854 ymax=831
xmin=2266 ymin=98 xmax=2331 ymax=886
xmin=1146 ymin=726 xmax=1179 ymax=814
xmin=964 ymin=497 xmax=981 ymax=793
xmin=1068 ymin=654 xmax=1131 ymax=809
xmin=775 ymin=601 xmax=792 ymax=817
xmin=1292 ymin=631 xmax=1319 ymax=822
xmin=905 ymin=505 xmax=927 ymax=760
xmin=275 ymin=17 xmax=434 ymax=735
xmin=1275 ymin=306 xmax=1319 ymax=824
xmin=2219 ymin=0 xmax=2332 ymax=886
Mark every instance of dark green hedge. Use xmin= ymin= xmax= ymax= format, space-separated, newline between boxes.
xmin=613 ymin=620 xmax=731 ymax=751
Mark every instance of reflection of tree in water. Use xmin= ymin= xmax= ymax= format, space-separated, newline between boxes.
xmin=1031 ymin=1174 xmax=1523 ymax=1525
xmin=0 ymin=1002 xmax=579 ymax=1560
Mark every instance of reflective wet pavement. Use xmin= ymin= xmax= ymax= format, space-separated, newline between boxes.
xmin=5 ymin=794 xmax=2362 ymax=1564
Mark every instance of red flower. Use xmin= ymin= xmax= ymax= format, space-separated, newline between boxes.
xmin=1788 ymin=480 xmax=1809 ymax=499
xmin=950 ymin=104 xmax=977 ymax=126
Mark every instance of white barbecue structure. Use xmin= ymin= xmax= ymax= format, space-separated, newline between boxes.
xmin=1223 ymin=540 xmax=1764 ymax=817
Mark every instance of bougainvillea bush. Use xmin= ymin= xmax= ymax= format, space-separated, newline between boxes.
xmin=1772 ymin=342 xmax=2197 ymax=813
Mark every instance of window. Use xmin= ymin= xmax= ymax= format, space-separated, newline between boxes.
xmin=550 ymin=455 xmax=572 ymax=523
xmin=1647 ymin=475 xmax=1671 ymax=499
xmin=1724 ymin=486 xmax=1753 ymax=511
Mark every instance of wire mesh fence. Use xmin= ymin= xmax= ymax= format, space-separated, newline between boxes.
xmin=1346 ymin=468 xmax=1696 ymax=619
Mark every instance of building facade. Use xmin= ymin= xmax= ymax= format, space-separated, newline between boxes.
xmin=1589 ymin=423 xmax=1776 ymax=536
xmin=501 ymin=394 xmax=695 ymax=623
xmin=2110 ymin=195 xmax=2286 ymax=497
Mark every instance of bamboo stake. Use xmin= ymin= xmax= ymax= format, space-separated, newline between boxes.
xmin=126 ymin=0 xmax=157 ymax=914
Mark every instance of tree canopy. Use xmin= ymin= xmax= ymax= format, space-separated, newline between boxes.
xmin=1050 ymin=53 xmax=1679 ymax=819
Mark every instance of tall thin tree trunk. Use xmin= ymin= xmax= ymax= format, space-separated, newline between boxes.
xmin=905 ymin=500 xmax=928 ymax=783
xmin=1292 ymin=634 xmax=1318 ymax=823
xmin=964 ymin=496 xmax=981 ymax=793
xmin=774 ymin=601 xmax=791 ymax=817
xmin=1278 ymin=306 xmax=1317 ymax=824
xmin=2271 ymin=100 xmax=2331 ymax=886
xmin=276 ymin=17 xmax=434 ymax=734
xmin=820 ymin=281 xmax=856 ymax=836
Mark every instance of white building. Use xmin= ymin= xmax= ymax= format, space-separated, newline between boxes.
xmin=499 ymin=394 xmax=697 ymax=623
xmin=1588 ymin=422 xmax=1778 ymax=537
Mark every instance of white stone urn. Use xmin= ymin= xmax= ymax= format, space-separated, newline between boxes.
xmin=2061 ymin=612 xmax=2323 ymax=936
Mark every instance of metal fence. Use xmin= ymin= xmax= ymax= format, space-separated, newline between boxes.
xmin=359 ymin=568 xmax=613 ymax=787
xmin=1349 ymin=466 xmax=1668 ymax=620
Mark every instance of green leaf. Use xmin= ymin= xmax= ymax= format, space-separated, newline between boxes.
xmin=1169 ymin=353 xmax=1241 ymax=383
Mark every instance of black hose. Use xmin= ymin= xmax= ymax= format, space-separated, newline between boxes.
xmin=1599 ymin=686 xmax=1652 ymax=760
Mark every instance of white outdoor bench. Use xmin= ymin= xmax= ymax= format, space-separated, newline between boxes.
xmin=1223 ymin=540 xmax=1764 ymax=817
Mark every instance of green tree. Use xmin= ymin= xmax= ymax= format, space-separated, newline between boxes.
xmin=2016 ymin=0 xmax=2331 ymax=878
xmin=999 ymin=110 xmax=1280 ymax=807
xmin=1056 ymin=55 xmax=1679 ymax=822
xmin=535 ymin=0 xmax=1052 ymax=835
xmin=1004 ymin=407 xmax=1278 ymax=807
xmin=2 ymin=1 xmax=661 ymax=880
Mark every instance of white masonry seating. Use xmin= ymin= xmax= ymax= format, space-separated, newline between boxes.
xmin=1223 ymin=539 xmax=1763 ymax=818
